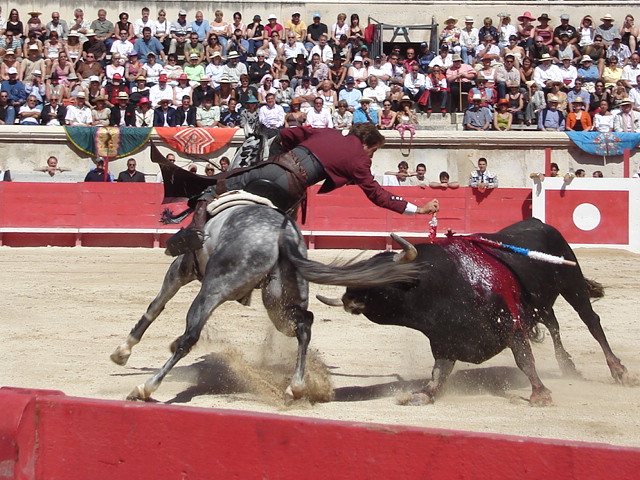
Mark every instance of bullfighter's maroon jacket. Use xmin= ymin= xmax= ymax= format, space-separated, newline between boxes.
xmin=279 ymin=127 xmax=410 ymax=214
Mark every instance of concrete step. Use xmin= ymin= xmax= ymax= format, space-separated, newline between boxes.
xmin=416 ymin=112 xmax=464 ymax=131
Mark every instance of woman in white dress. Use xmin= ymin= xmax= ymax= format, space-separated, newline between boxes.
xmin=592 ymin=99 xmax=614 ymax=132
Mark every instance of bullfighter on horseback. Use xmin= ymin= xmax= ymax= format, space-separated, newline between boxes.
xmin=155 ymin=123 xmax=439 ymax=256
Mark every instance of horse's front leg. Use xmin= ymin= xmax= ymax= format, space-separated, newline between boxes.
xmin=111 ymin=254 xmax=198 ymax=366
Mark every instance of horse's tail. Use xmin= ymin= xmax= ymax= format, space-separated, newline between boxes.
xmin=585 ymin=278 xmax=605 ymax=299
xmin=280 ymin=236 xmax=420 ymax=288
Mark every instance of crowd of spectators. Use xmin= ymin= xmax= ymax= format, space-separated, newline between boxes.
xmin=1 ymin=7 xmax=640 ymax=133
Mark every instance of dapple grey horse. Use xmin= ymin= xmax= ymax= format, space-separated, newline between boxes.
xmin=112 ymin=202 xmax=418 ymax=401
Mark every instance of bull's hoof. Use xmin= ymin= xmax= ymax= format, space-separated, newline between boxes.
xmin=126 ymin=384 xmax=150 ymax=401
xmin=110 ymin=346 xmax=131 ymax=366
xmin=284 ymin=383 xmax=305 ymax=404
xmin=529 ymin=389 xmax=553 ymax=407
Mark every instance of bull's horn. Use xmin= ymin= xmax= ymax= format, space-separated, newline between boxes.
xmin=391 ymin=233 xmax=417 ymax=263
xmin=316 ymin=294 xmax=343 ymax=307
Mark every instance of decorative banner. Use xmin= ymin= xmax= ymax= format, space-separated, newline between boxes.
xmin=65 ymin=127 xmax=153 ymax=158
xmin=566 ymin=132 xmax=640 ymax=157
xmin=155 ymin=127 xmax=238 ymax=155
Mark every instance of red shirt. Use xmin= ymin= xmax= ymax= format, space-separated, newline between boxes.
xmin=279 ymin=127 xmax=408 ymax=214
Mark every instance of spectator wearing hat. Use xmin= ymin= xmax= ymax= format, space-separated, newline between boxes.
xmin=129 ymin=75 xmax=150 ymax=105
xmin=537 ymin=94 xmax=565 ymax=131
xmin=533 ymin=53 xmax=561 ymax=89
xmin=84 ymin=158 xmax=112 ymax=182
xmin=134 ymin=96 xmax=154 ymax=126
xmin=275 ymin=75 xmax=294 ymax=111
xmin=492 ymin=98 xmax=512 ymax=130
xmin=429 ymin=44 xmax=453 ymax=70
xmin=192 ymin=76 xmax=215 ymax=107
xmin=425 ymin=65 xmax=448 ymax=113
xmin=558 ymin=57 xmax=579 ymax=89
xmin=0 ymin=49 xmax=22 ymax=80
xmin=22 ymin=45 xmax=46 ymax=81
xmin=235 ymin=73 xmax=259 ymax=105
xmin=308 ymin=33 xmax=332 ymax=64
xmin=240 ymin=94 xmax=260 ymax=133
xmin=263 ymin=14 xmax=284 ymax=41
xmin=257 ymin=74 xmax=278 ymax=103
xmin=607 ymin=35 xmax=631 ymax=66
xmin=2 ymin=66 xmax=27 ymax=111
xmin=306 ymin=13 xmax=328 ymax=51
xmin=204 ymin=51 xmax=224 ymax=87
xmin=440 ymin=16 xmax=461 ymax=54
xmin=222 ymin=51 xmax=247 ymax=87
xmin=348 ymin=55 xmax=368 ymax=89
xmin=613 ymin=98 xmax=640 ymax=132
xmin=447 ymin=54 xmax=476 ymax=112
xmin=110 ymin=91 xmax=135 ymax=126
xmin=553 ymin=14 xmax=578 ymax=47
xmin=91 ymin=95 xmax=110 ymax=126
xmin=534 ymin=13 xmax=554 ymax=48
xmin=353 ymin=97 xmax=378 ymax=125
xmin=517 ymin=12 xmax=536 ymax=45
xmin=468 ymin=75 xmax=496 ymax=110
xmin=172 ymin=74 xmax=192 ymax=106
xmin=565 ymin=96 xmax=592 ymax=131
xmin=18 ymin=94 xmax=41 ymax=125
xmin=577 ymin=55 xmax=600 ymax=90
xmin=285 ymin=12 xmax=307 ymax=44
xmin=246 ymin=15 xmax=264 ymax=55
xmin=82 ymin=30 xmax=107 ymax=65
xmin=135 ymin=27 xmax=166 ymax=64
xmin=175 ymin=95 xmax=197 ymax=127
xmin=23 ymin=69 xmax=45 ymax=104
xmin=338 ymin=75 xmax=362 ymax=111
xmin=143 ymin=52 xmax=163 ymax=86
xmin=153 ymin=98 xmax=176 ymax=126
xmin=169 ymin=10 xmax=193 ymax=59
xmin=595 ymin=14 xmax=620 ymax=47
xmin=0 ymin=31 xmax=22 ymax=59
xmin=149 ymin=74 xmax=174 ymax=107
xmin=184 ymin=53 xmax=206 ymax=82
xmin=463 ymin=93 xmax=492 ymax=130
xmin=65 ymin=91 xmax=92 ymax=125
xmin=566 ymin=78 xmax=590 ymax=112
xmin=497 ymin=13 xmax=517 ymax=50
xmin=459 ymin=17 xmax=479 ymax=65
xmin=40 ymin=94 xmax=66 ymax=126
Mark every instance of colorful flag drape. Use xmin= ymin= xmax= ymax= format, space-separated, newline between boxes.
xmin=65 ymin=127 xmax=153 ymax=158
xmin=155 ymin=127 xmax=238 ymax=155
xmin=566 ymin=132 xmax=640 ymax=157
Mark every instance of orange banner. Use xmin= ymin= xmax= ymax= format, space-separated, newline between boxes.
xmin=155 ymin=127 xmax=239 ymax=155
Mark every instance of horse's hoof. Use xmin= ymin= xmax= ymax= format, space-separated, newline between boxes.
xmin=530 ymin=390 xmax=553 ymax=407
xmin=126 ymin=384 xmax=149 ymax=401
xmin=110 ymin=347 xmax=131 ymax=366
xmin=284 ymin=384 xmax=304 ymax=402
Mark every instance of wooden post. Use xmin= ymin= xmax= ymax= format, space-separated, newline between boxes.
xmin=623 ymin=148 xmax=631 ymax=178
xmin=545 ymin=147 xmax=552 ymax=176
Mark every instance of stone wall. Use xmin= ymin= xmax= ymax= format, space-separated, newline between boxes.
xmin=0 ymin=126 xmax=637 ymax=187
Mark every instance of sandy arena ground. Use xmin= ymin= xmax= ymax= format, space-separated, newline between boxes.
xmin=0 ymin=246 xmax=639 ymax=448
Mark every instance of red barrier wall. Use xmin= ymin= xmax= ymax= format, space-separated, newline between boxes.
xmin=0 ymin=183 xmax=531 ymax=248
xmin=0 ymin=387 xmax=638 ymax=480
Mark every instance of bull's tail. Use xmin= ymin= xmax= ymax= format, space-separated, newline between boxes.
xmin=585 ymin=278 xmax=604 ymax=299
xmin=281 ymin=239 xmax=420 ymax=288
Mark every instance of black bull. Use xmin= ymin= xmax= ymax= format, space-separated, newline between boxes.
xmin=319 ymin=218 xmax=629 ymax=405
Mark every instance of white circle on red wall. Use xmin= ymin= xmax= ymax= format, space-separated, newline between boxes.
xmin=573 ymin=203 xmax=601 ymax=231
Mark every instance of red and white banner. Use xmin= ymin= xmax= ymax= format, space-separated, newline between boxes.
xmin=532 ymin=177 xmax=640 ymax=252
xmin=155 ymin=127 xmax=238 ymax=155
